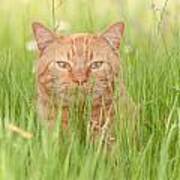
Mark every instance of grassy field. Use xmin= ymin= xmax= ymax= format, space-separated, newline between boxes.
xmin=0 ymin=0 xmax=180 ymax=179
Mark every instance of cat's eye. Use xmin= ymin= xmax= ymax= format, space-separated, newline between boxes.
xmin=56 ymin=61 xmax=71 ymax=70
xmin=90 ymin=61 xmax=104 ymax=70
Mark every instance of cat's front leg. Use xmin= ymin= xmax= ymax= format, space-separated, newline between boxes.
xmin=37 ymin=96 xmax=56 ymax=129
xmin=91 ymin=104 xmax=115 ymax=144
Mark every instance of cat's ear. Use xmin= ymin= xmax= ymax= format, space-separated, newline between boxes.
xmin=101 ymin=22 xmax=125 ymax=50
xmin=32 ymin=22 xmax=56 ymax=51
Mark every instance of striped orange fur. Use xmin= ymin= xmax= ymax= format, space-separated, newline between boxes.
xmin=32 ymin=22 xmax=127 ymax=138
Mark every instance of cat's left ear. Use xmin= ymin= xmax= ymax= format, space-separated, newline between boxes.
xmin=101 ymin=22 xmax=125 ymax=50
xmin=32 ymin=22 xmax=56 ymax=52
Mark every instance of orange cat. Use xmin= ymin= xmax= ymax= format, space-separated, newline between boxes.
xmin=32 ymin=22 xmax=129 ymax=138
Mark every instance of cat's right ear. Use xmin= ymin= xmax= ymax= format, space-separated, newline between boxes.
xmin=101 ymin=22 xmax=125 ymax=50
xmin=32 ymin=22 xmax=55 ymax=52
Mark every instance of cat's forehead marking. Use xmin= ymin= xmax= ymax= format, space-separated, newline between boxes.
xmin=63 ymin=34 xmax=97 ymax=62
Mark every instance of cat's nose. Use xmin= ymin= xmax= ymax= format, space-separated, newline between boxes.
xmin=72 ymin=75 xmax=88 ymax=85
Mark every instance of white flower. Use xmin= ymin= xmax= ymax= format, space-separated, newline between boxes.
xmin=26 ymin=40 xmax=37 ymax=52
xmin=55 ymin=20 xmax=71 ymax=32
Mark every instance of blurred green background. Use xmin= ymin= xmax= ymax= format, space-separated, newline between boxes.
xmin=0 ymin=1 xmax=180 ymax=180
xmin=0 ymin=0 xmax=179 ymax=49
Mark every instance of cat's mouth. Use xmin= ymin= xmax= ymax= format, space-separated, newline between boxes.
xmin=53 ymin=83 xmax=112 ymax=108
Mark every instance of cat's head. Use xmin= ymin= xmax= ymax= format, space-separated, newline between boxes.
xmin=32 ymin=22 xmax=124 ymax=104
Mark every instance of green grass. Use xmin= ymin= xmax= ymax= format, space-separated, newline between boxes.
xmin=0 ymin=0 xmax=180 ymax=179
